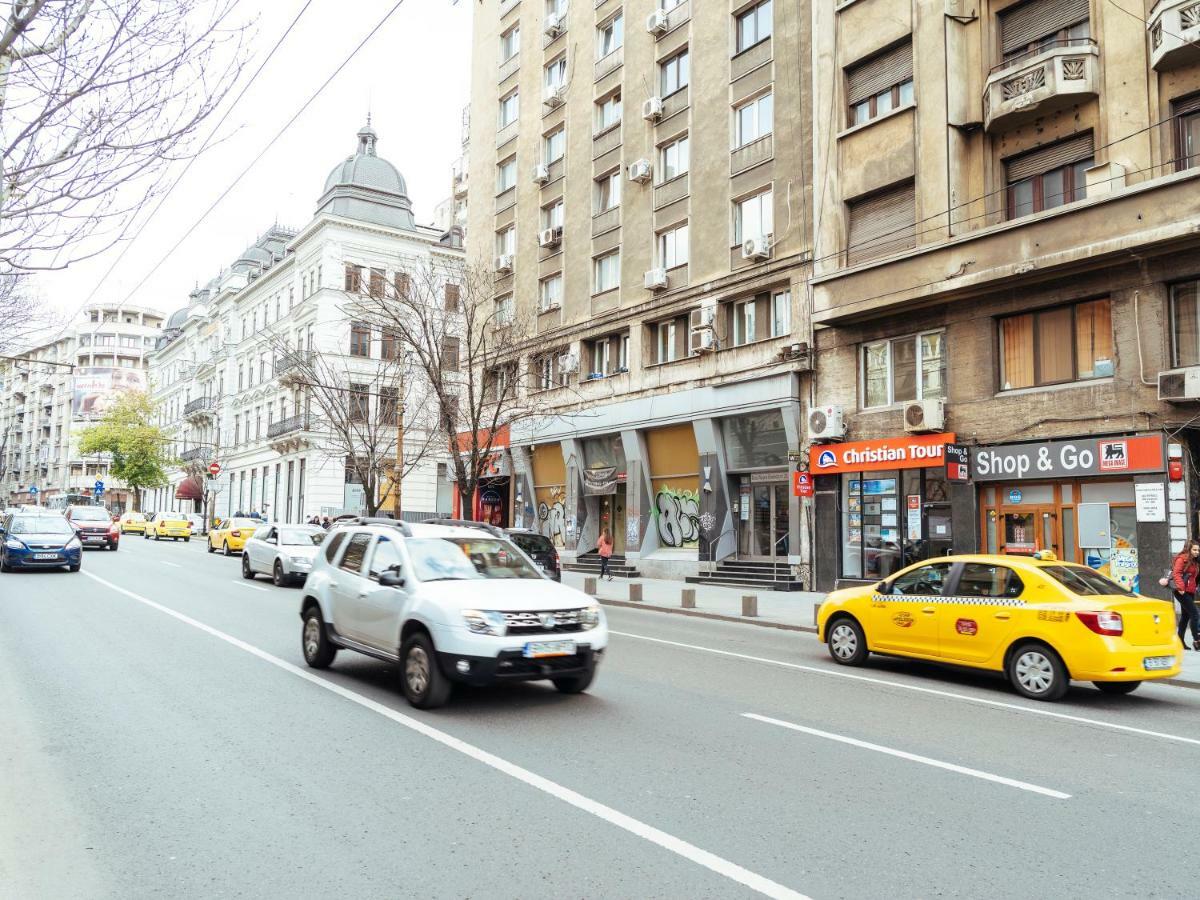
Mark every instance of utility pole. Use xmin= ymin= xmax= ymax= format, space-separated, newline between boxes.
xmin=393 ymin=365 xmax=405 ymax=518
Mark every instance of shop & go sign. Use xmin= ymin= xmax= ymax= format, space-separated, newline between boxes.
xmin=972 ymin=434 xmax=1165 ymax=482
xmin=809 ymin=433 xmax=955 ymax=475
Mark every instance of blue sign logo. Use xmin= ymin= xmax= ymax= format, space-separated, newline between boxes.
xmin=1008 ymin=489 xmax=1023 ymax=504
xmin=29 ymin=485 xmax=38 ymax=495
xmin=816 ymin=449 xmax=837 ymax=468
xmin=94 ymin=480 xmax=105 ymax=491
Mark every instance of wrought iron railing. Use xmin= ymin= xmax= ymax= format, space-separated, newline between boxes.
xmin=179 ymin=446 xmax=207 ymax=462
xmin=183 ymin=395 xmax=216 ymax=416
xmin=273 ymin=350 xmax=314 ymax=377
xmin=267 ymin=414 xmax=308 ymax=439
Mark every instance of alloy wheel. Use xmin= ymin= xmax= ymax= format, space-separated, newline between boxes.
xmin=830 ymin=623 xmax=858 ymax=660
xmin=303 ymin=616 xmax=321 ymax=661
xmin=406 ymin=645 xmax=430 ymax=695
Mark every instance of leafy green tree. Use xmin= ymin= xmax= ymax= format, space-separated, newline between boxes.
xmin=77 ymin=392 xmax=174 ymax=512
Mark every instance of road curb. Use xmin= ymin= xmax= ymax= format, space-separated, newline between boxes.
xmin=1164 ymin=677 xmax=1200 ymax=691
xmin=597 ymin=598 xmax=818 ymax=634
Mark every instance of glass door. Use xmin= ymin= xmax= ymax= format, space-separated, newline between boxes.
xmin=1000 ymin=508 xmax=1057 ymax=556
xmin=738 ymin=482 xmax=788 ymax=560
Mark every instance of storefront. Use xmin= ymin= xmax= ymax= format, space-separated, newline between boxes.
xmin=645 ymin=423 xmax=700 ymax=551
xmin=581 ymin=434 xmax=627 ymax=552
xmin=721 ymin=410 xmax=792 ymax=560
xmin=530 ymin=444 xmax=567 ymax=548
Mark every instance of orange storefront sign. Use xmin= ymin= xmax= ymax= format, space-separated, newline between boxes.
xmin=810 ymin=433 xmax=956 ymax=475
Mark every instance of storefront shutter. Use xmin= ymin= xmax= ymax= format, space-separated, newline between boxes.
xmin=846 ymin=42 xmax=914 ymax=106
xmin=846 ymin=183 xmax=917 ymax=265
xmin=1005 ymin=132 xmax=1094 ymax=182
xmin=1000 ymin=0 xmax=1090 ymax=55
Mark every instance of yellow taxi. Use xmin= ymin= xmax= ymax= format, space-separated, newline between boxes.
xmin=817 ymin=553 xmax=1183 ymax=701
xmin=145 ymin=512 xmax=192 ymax=542
xmin=207 ymin=517 xmax=262 ymax=556
xmin=119 ymin=512 xmax=148 ymax=534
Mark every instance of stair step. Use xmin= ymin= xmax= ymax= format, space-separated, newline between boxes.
xmin=684 ymin=575 xmax=807 ymax=591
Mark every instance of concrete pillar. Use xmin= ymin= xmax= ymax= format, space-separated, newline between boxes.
xmin=620 ymin=429 xmax=652 ymax=559
xmin=584 ymin=576 xmax=597 ymax=596
xmin=629 ymin=583 xmax=643 ymax=602
xmin=693 ymin=418 xmax=734 ymax=563
xmin=561 ymin=438 xmax=588 ymax=554
xmin=681 ymin=588 xmax=696 ymax=609
xmin=741 ymin=594 xmax=758 ymax=617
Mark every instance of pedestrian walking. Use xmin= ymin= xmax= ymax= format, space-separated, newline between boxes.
xmin=1170 ymin=539 xmax=1200 ymax=650
xmin=597 ymin=528 xmax=614 ymax=581
xmin=321 ymin=516 xmax=332 ymax=530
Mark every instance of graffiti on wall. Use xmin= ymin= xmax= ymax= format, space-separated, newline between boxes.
xmin=654 ymin=486 xmax=700 ymax=548
xmin=538 ymin=489 xmax=568 ymax=547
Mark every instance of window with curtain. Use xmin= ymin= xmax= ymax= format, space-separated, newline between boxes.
xmin=1171 ymin=280 xmax=1200 ymax=367
xmin=999 ymin=298 xmax=1113 ymax=390
xmin=1173 ymin=93 xmax=1200 ymax=172
xmin=861 ymin=331 xmax=947 ymax=408
xmin=1005 ymin=133 xmax=1094 ymax=219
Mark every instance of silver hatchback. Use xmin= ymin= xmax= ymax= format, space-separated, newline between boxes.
xmin=241 ymin=524 xmax=326 ymax=586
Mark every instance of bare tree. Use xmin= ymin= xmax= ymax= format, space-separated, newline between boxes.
xmin=0 ymin=272 xmax=57 ymax=352
xmin=0 ymin=0 xmax=248 ymax=273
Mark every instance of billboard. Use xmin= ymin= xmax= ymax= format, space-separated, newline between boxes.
xmin=72 ymin=367 xmax=147 ymax=419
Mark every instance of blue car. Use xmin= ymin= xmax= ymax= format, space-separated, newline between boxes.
xmin=0 ymin=512 xmax=83 ymax=572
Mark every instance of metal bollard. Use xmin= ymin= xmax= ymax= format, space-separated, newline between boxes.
xmin=681 ymin=588 xmax=696 ymax=609
xmin=584 ymin=576 xmax=597 ymax=596
xmin=629 ymin=583 xmax=643 ymax=602
xmin=742 ymin=594 xmax=758 ymax=617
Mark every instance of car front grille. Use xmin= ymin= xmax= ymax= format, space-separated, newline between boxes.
xmin=502 ymin=609 xmax=587 ymax=634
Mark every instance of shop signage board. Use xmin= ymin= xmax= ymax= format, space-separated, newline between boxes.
xmin=906 ymin=494 xmax=921 ymax=540
xmin=793 ymin=472 xmax=813 ymax=497
xmin=944 ymin=444 xmax=970 ymax=482
xmin=972 ymin=434 xmax=1165 ymax=481
xmin=1134 ymin=482 xmax=1166 ymax=522
xmin=809 ymin=433 xmax=955 ymax=475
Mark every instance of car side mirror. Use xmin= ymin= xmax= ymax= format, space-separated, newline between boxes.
xmin=875 ymin=580 xmax=887 ymax=593
xmin=379 ymin=569 xmax=405 ymax=588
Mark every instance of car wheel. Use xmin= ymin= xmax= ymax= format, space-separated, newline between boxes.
xmin=827 ymin=616 xmax=870 ymax=666
xmin=68 ymin=562 xmax=81 ymax=572
xmin=301 ymin=606 xmax=337 ymax=669
xmin=207 ymin=541 xmax=214 ymax=554
xmin=400 ymin=632 xmax=452 ymax=709
xmin=1008 ymin=642 xmax=1069 ymax=701
xmin=184 ymin=538 xmax=190 ymax=543
xmin=552 ymin=663 xmax=597 ymax=694
xmin=0 ymin=557 xmax=9 ymax=573
xmin=241 ymin=554 xmax=255 ymax=580
xmin=222 ymin=541 xmax=231 ymax=557
xmin=109 ymin=542 xmax=118 ymax=551
xmin=1094 ymin=680 xmax=1140 ymax=695
xmin=273 ymin=561 xmax=287 ymax=587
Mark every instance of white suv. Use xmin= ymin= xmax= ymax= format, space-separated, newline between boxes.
xmin=299 ymin=519 xmax=607 ymax=708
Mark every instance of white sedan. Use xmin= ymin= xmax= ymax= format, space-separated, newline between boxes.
xmin=241 ymin=524 xmax=326 ymax=586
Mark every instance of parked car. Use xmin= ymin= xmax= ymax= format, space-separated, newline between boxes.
xmin=64 ymin=505 xmax=119 ymax=550
xmin=145 ymin=512 xmax=192 ymax=541
xmin=424 ymin=519 xmax=561 ymax=581
xmin=0 ymin=512 xmax=82 ymax=572
xmin=241 ymin=524 xmax=326 ymax=585
xmin=118 ymin=512 xmax=148 ymax=534
xmin=300 ymin=519 xmax=606 ymax=708
xmin=184 ymin=513 xmax=206 ymax=534
xmin=207 ymin=517 xmax=262 ymax=555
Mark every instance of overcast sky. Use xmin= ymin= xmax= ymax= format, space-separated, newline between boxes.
xmin=36 ymin=0 xmax=472 ymax=323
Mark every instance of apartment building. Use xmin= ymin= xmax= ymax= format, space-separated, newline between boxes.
xmin=0 ymin=305 xmax=164 ymax=511
xmin=148 ymin=122 xmax=461 ymax=522
xmin=807 ymin=0 xmax=1200 ymax=592
xmin=466 ymin=0 xmax=815 ymax=585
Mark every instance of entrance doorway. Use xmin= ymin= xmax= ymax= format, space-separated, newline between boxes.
xmin=738 ymin=480 xmax=789 ymax=560
xmin=999 ymin=507 xmax=1058 ymax=556
xmin=598 ymin=485 xmax=627 ymax=554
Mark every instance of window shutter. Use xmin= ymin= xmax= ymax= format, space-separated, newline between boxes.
xmin=1000 ymin=0 xmax=1090 ymax=55
xmin=846 ymin=183 xmax=917 ymax=265
xmin=1173 ymin=91 xmax=1200 ymax=117
xmin=1005 ymin=132 xmax=1094 ymax=182
xmin=754 ymin=294 xmax=771 ymax=341
xmin=846 ymin=42 xmax=914 ymax=106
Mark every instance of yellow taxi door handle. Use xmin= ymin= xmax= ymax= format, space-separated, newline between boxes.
xmin=922 ymin=607 xmax=937 ymax=615
xmin=994 ymin=613 xmax=1011 ymax=620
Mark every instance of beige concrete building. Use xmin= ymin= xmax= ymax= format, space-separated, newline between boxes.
xmin=465 ymin=0 xmax=815 ymax=586
xmin=807 ymin=0 xmax=1200 ymax=592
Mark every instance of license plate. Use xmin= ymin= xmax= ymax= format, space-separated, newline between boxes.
xmin=33 ymin=553 xmax=59 ymax=560
xmin=523 ymin=640 xmax=576 ymax=659
xmin=1143 ymin=655 xmax=1176 ymax=671
xmin=85 ymin=536 xmax=105 ymax=543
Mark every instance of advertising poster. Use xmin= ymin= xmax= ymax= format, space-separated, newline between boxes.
xmin=72 ymin=367 xmax=147 ymax=419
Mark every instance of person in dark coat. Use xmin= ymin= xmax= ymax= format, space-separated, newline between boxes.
xmin=1171 ymin=539 xmax=1200 ymax=650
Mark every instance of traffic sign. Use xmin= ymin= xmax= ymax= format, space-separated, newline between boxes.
xmin=29 ymin=485 xmax=38 ymax=495
xmin=208 ymin=461 xmax=221 ymax=477
xmin=94 ymin=479 xmax=104 ymax=491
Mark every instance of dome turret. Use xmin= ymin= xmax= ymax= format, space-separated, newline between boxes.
xmin=316 ymin=120 xmax=415 ymax=230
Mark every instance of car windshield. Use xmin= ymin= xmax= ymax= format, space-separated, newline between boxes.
xmin=9 ymin=516 xmax=74 ymax=536
xmin=229 ymin=519 xmax=258 ymax=529
xmin=126 ymin=514 xmax=145 ymax=521
xmin=71 ymin=508 xmax=110 ymax=521
xmin=279 ymin=528 xmax=323 ymax=546
xmin=1042 ymin=565 xmax=1136 ymax=597
xmin=406 ymin=537 xmax=541 ymax=581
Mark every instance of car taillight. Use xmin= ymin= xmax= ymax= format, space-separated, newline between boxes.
xmin=108 ymin=524 xmax=119 ymax=536
xmin=1076 ymin=610 xmax=1124 ymax=636
xmin=231 ymin=530 xmax=241 ymax=538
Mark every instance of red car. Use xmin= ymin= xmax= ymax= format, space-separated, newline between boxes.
xmin=64 ymin=505 xmax=120 ymax=550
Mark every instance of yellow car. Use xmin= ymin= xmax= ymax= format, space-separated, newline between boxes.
xmin=207 ymin=517 xmax=262 ymax=556
xmin=119 ymin=512 xmax=147 ymax=534
xmin=817 ymin=554 xmax=1183 ymax=701
xmin=145 ymin=512 xmax=192 ymax=542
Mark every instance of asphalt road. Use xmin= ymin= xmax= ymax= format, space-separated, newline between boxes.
xmin=2 ymin=535 xmax=1199 ymax=899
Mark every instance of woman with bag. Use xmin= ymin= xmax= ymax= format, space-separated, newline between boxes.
xmin=597 ymin=529 xmax=614 ymax=581
xmin=1170 ymin=539 xmax=1200 ymax=650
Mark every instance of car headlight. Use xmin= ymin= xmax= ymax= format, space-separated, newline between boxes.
xmin=66 ymin=537 xmax=82 ymax=549
xmin=4 ymin=538 xmax=25 ymax=550
xmin=462 ymin=609 xmax=507 ymax=636
xmin=579 ymin=605 xmax=602 ymax=630
xmin=290 ymin=556 xmax=311 ymax=564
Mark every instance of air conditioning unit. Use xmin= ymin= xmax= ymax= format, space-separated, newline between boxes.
xmin=533 ymin=163 xmax=550 ymax=184
xmin=903 ymin=398 xmax=946 ymax=433
xmin=1159 ymin=367 xmax=1200 ymax=402
xmin=697 ymin=305 xmax=716 ymax=328
xmin=646 ymin=9 xmax=668 ymax=35
xmin=642 ymin=96 xmax=663 ymax=121
xmin=544 ymin=13 xmax=563 ymax=37
xmin=543 ymin=85 xmax=566 ymax=108
xmin=808 ymin=406 xmax=846 ymax=442
xmin=628 ymin=158 xmax=652 ymax=183
xmin=558 ymin=351 xmax=579 ymax=374
xmin=538 ymin=226 xmax=562 ymax=248
xmin=741 ymin=237 xmax=770 ymax=260
xmin=690 ymin=326 xmax=715 ymax=355
xmin=644 ymin=268 xmax=668 ymax=290
xmin=494 ymin=254 xmax=514 ymax=274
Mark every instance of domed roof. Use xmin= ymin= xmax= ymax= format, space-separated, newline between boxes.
xmin=316 ymin=121 xmax=415 ymax=231
xmin=166 ymin=307 xmax=188 ymax=330
xmin=323 ymin=122 xmax=408 ymax=196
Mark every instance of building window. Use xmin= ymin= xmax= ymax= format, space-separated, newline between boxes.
xmin=773 ymin=289 xmax=791 ymax=336
xmin=1173 ymin=93 xmax=1200 ymax=172
xmin=368 ymin=267 xmax=385 ymax=298
xmin=350 ymin=322 xmax=371 ymax=358
xmin=735 ymin=0 xmax=772 ymax=53
xmin=593 ymin=251 xmax=620 ymax=293
xmin=659 ymin=134 xmax=689 ymax=181
xmin=588 ymin=332 xmax=629 ymax=376
xmin=653 ymin=315 xmax=688 ymax=363
xmin=500 ymin=24 xmax=520 ymax=61
xmin=542 ymin=199 xmax=564 ymax=230
xmin=733 ymin=299 xmax=757 ymax=346
xmin=1005 ymin=133 xmax=1093 ymax=219
xmin=344 ymin=263 xmax=362 ymax=293
xmin=539 ymin=273 xmax=563 ymax=311
xmin=861 ymin=331 xmax=947 ymax=408
xmin=846 ymin=42 xmax=914 ymax=126
xmin=733 ymin=92 xmax=772 ymax=148
xmin=544 ymin=126 xmax=565 ymax=164
xmin=734 ymin=189 xmax=773 ymax=244
xmin=846 ymin=182 xmax=916 ymax=265
xmin=441 ymin=337 xmax=461 ymax=372
xmin=596 ymin=92 xmax=622 ymax=132
xmin=597 ymin=12 xmax=623 ymax=58
xmin=534 ymin=352 xmax=567 ymax=391
xmin=660 ymin=48 xmax=689 ymax=96
xmin=495 ymin=225 xmax=516 ymax=258
xmin=657 ymin=222 xmax=689 ymax=269
xmin=999 ymin=0 xmax=1090 ymax=68
xmin=497 ymin=156 xmax=517 ymax=191
xmin=444 ymin=282 xmax=460 ymax=311
xmin=499 ymin=89 xmax=519 ymax=128
xmin=349 ymin=384 xmax=369 ymax=423
xmin=999 ymin=298 xmax=1113 ymax=390
xmin=1169 ymin=281 xmax=1200 ymax=367
xmin=595 ymin=169 xmax=621 ymax=213
xmin=495 ymin=293 xmax=514 ymax=325
xmin=394 ymin=271 xmax=411 ymax=299
xmin=544 ymin=54 xmax=567 ymax=91
xmin=380 ymin=328 xmax=399 ymax=360
xmin=546 ymin=0 xmax=566 ymax=16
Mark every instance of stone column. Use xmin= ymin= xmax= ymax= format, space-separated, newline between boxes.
xmin=621 ymin=428 xmax=652 ymax=559
xmin=693 ymin=418 xmax=734 ymax=564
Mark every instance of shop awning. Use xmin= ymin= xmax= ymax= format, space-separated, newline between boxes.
xmin=175 ymin=477 xmax=204 ymax=501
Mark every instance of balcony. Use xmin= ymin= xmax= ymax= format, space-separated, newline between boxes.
xmin=273 ymin=350 xmax=313 ymax=383
xmin=183 ymin=395 xmax=217 ymax=421
xmin=983 ymin=41 xmax=1099 ymax=132
xmin=179 ymin=446 xmax=207 ymax=463
xmin=1149 ymin=0 xmax=1200 ymax=70
xmin=267 ymin=414 xmax=308 ymax=440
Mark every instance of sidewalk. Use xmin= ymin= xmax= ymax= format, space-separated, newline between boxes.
xmin=561 ymin=571 xmax=1200 ymax=689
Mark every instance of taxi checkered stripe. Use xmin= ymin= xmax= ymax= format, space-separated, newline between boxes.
xmin=872 ymin=593 xmax=1026 ymax=607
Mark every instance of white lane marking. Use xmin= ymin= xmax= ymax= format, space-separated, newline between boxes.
xmin=161 ymin=562 xmax=182 ymax=568
xmin=232 ymin=580 xmax=269 ymax=593
xmin=81 ymin=572 xmax=808 ymax=900
xmin=744 ymin=713 xmax=1070 ymax=800
xmin=610 ymin=630 xmax=1200 ymax=749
